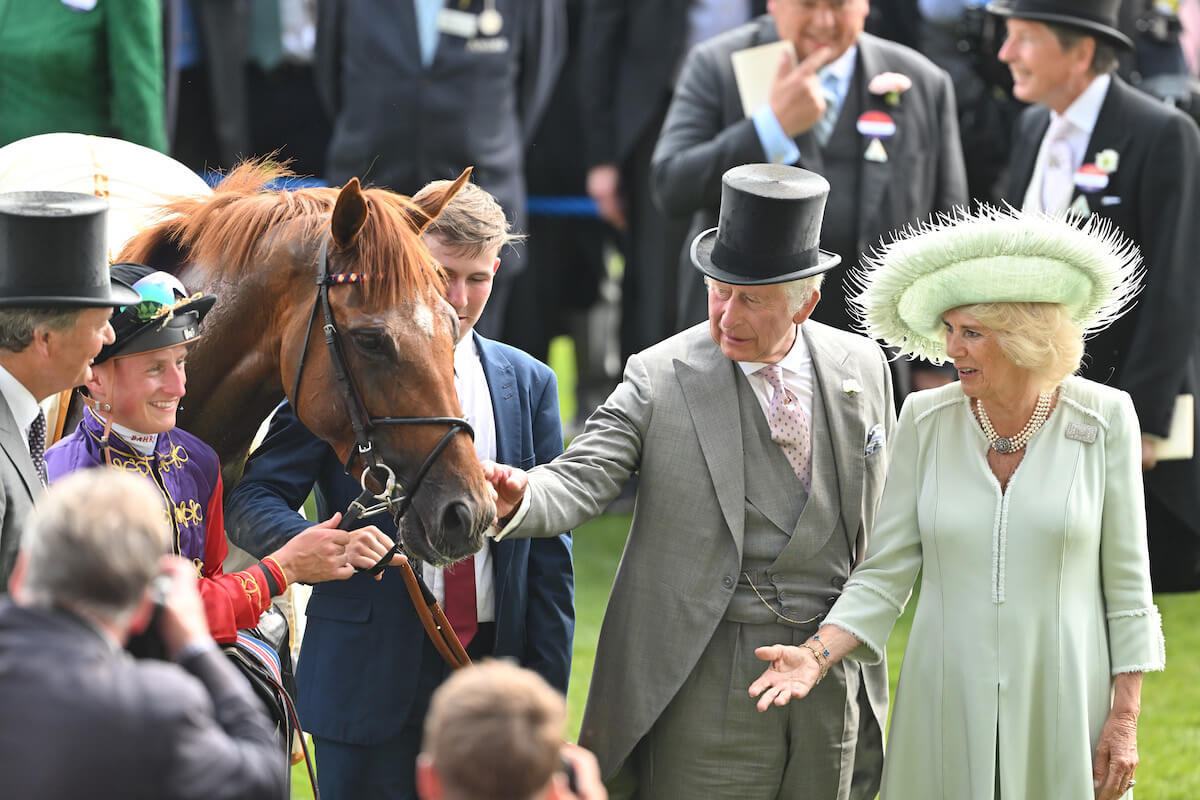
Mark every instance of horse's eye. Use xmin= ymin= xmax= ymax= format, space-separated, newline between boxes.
xmin=351 ymin=330 xmax=387 ymax=354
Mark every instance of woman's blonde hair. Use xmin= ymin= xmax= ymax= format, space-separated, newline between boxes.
xmin=954 ymin=301 xmax=1084 ymax=388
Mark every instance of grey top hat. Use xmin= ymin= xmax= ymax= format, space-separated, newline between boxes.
xmin=987 ymin=0 xmax=1134 ymax=50
xmin=0 ymin=191 xmax=140 ymax=308
xmin=691 ymin=164 xmax=841 ymax=286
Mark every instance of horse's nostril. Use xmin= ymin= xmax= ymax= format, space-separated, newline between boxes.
xmin=441 ymin=500 xmax=476 ymax=543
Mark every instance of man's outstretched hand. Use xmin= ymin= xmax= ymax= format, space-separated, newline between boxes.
xmin=481 ymin=460 xmax=529 ymax=524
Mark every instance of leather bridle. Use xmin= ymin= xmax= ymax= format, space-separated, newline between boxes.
xmin=288 ymin=232 xmax=475 ymax=667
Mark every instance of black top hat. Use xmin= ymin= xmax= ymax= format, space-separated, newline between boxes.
xmin=691 ymin=164 xmax=841 ymax=286
xmin=987 ymin=0 xmax=1133 ymax=50
xmin=0 ymin=191 xmax=141 ymax=308
xmin=94 ymin=263 xmax=216 ymax=365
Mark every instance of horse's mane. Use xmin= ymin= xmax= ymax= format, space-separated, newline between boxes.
xmin=118 ymin=161 xmax=443 ymax=305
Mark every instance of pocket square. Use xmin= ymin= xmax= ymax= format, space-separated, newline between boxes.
xmin=1100 ymin=195 xmax=1121 ymax=206
xmin=865 ymin=423 xmax=886 ymax=456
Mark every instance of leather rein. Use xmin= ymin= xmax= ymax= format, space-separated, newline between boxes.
xmin=288 ymin=232 xmax=474 ymax=669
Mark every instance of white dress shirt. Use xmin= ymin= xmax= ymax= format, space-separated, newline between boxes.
xmin=738 ymin=325 xmax=814 ymax=423
xmin=1023 ymin=74 xmax=1111 ymax=214
xmin=422 ymin=335 xmax=496 ymax=623
xmin=0 ymin=363 xmax=42 ymax=459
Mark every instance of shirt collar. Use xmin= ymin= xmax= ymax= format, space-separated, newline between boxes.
xmin=819 ymin=44 xmax=858 ymax=96
xmin=738 ymin=324 xmax=811 ymax=378
xmin=0 ymin=362 xmax=41 ymax=437
xmin=454 ymin=332 xmax=480 ymax=366
xmin=1054 ymin=73 xmax=1111 ymax=139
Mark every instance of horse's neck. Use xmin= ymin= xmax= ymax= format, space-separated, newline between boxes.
xmin=177 ymin=282 xmax=287 ymax=476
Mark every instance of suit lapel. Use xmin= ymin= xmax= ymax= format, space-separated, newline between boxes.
xmin=675 ymin=341 xmax=746 ymax=559
xmin=0 ymin=394 xmax=39 ymax=500
xmin=1011 ymin=108 xmax=1050 ymax=207
xmin=1074 ymin=81 xmax=1131 ymax=215
xmin=854 ymin=37 xmax=894 ymax=246
xmin=804 ymin=325 xmax=866 ymax=555
xmin=474 ymin=334 xmax=515 ymax=584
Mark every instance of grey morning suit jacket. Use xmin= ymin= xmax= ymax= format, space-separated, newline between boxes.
xmin=502 ymin=321 xmax=896 ymax=781
xmin=0 ymin=393 xmax=40 ymax=591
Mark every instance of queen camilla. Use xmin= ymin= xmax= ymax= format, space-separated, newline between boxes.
xmin=750 ymin=207 xmax=1164 ymax=800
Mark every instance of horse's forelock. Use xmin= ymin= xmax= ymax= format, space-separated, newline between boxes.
xmin=118 ymin=162 xmax=445 ymax=308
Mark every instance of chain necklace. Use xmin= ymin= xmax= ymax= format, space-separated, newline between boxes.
xmin=974 ymin=391 xmax=1054 ymax=454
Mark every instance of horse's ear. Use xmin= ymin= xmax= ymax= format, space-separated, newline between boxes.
xmin=331 ymin=177 xmax=370 ymax=248
xmin=404 ymin=167 xmax=473 ymax=234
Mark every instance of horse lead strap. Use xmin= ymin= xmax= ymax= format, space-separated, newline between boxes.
xmin=290 ymin=231 xmax=474 ymax=669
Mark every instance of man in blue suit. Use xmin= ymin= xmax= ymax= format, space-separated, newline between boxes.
xmin=225 ymin=181 xmax=575 ymax=800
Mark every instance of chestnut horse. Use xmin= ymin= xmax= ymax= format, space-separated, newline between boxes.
xmin=116 ymin=163 xmax=493 ymax=564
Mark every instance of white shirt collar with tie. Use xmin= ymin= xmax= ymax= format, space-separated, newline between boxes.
xmin=422 ymin=334 xmax=497 ymax=625
xmin=1023 ymin=73 xmax=1111 ymax=215
xmin=738 ymin=326 xmax=814 ymax=421
xmin=739 ymin=327 xmax=815 ymax=490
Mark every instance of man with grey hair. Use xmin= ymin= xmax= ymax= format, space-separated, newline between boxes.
xmin=0 ymin=190 xmax=140 ymax=589
xmin=484 ymin=164 xmax=895 ymax=800
xmin=0 ymin=469 xmax=286 ymax=799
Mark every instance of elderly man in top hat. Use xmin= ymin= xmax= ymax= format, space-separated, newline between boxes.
xmin=0 ymin=191 xmax=139 ymax=589
xmin=485 ymin=164 xmax=895 ymax=800
xmin=995 ymin=0 xmax=1200 ymax=591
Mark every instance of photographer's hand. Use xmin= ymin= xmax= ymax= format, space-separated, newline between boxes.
xmin=551 ymin=742 xmax=607 ymax=800
xmin=156 ymin=555 xmax=213 ymax=659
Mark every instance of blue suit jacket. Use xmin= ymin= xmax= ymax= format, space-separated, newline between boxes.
xmin=224 ymin=333 xmax=574 ymax=745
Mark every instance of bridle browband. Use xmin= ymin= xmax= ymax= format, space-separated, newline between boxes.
xmin=288 ymin=232 xmax=476 ymax=667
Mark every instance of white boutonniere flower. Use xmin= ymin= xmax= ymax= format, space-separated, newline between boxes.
xmin=868 ymin=72 xmax=912 ymax=107
xmin=842 ymin=378 xmax=863 ymax=396
xmin=1095 ymin=149 xmax=1120 ymax=174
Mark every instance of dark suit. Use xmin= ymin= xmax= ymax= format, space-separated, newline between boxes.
xmin=1006 ymin=75 xmax=1200 ymax=591
xmin=225 ymin=333 xmax=574 ymax=799
xmin=0 ymin=393 xmax=40 ymax=591
xmin=314 ymin=0 xmax=565 ymax=337
xmin=0 ymin=599 xmax=285 ymax=799
xmin=652 ymin=20 xmax=968 ymax=338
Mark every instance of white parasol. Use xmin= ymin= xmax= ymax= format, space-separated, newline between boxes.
xmin=0 ymin=133 xmax=213 ymax=442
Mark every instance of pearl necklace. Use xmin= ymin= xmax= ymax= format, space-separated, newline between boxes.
xmin=975 ymin=392 xmax=1054 ymax=454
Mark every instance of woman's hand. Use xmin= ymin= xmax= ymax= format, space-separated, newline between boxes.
xmin=1092 ymin=710 xmax=1139 ymax=799
xmin=748 ymin=644 xmax=822 ymax=711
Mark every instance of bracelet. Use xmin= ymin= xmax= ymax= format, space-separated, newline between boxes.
xmin=261 ymin=556 xmax=289 ymax=590
xmin=798 ymin=641 xmax=829 ymax=682
xmin=810 ymin=633 xmax=832 ymax=661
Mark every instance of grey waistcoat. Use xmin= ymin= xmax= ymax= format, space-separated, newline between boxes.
xmin=725 ymin=369 xmax=852 ymax=626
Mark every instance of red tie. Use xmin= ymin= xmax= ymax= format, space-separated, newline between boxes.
xmin=443 ymin=556 xmax=477 ymax=648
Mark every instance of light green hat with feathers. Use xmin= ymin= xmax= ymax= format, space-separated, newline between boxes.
xmin=849 ymin=206 xmax=1143 ymax=364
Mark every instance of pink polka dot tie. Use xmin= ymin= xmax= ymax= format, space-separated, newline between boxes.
xmin=759 ymin=365 xmax=811 ymax=492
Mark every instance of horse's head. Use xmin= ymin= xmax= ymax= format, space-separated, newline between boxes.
xmin=277 ymin=171 xmax=495 ymax=565
xmin=118 ymin=162 xmax=495 ymax=564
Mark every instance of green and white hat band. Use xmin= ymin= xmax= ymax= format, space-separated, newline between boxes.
xmin=850 ymin=206 xmax=1143 ymax=363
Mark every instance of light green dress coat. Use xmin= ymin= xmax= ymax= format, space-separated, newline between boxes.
xmin=826 ymin=377 xmax=1165 ymax=800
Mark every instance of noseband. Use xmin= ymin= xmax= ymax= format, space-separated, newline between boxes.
xmin=290 ymin=233 xmax=474 ymax=576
